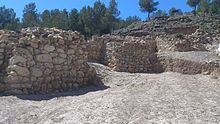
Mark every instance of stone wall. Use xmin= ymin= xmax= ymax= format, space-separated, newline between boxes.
xmin=0 ymin=28 xmax=96 ymax=94
xmin=87 ymin=14 xmax=220 ymax=76
xmin=87 ymin=31 xmax=219 ymax=75
xmin=87 ymin=35 xmax=161 ymax=73
xmin=87 ymin=36 xmax=105 ymax=62
xmin=158 ymin=52 xmax=220 ymax=75
xmin=112 ymin=14 xmax=220 ymax=37
xmin=156 ymin=29 xmax=210 ymax=52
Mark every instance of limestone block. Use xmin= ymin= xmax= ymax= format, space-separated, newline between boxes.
xmin=4 ymin=75 xmax=23 ymax=83
xmin=31 ymin=67 xmax=43 ymax=77
xmin=0 ymin=60 xmax=3 ymax=65
xmin=14 ymin=48 xmax=32 ymax=58
xmin=216 ymin=44 xmax=220 ymax=56
xmin=50 ymin=52 xmax=58 ymax=57
xmin=8 ymin=65 xmax=30 ymax=77
xmin=0 ymin=53 xmax=4 ymax=59
xmin=44 ymin=63 xmax=54 ymax=68
xmin=57 ymin=49 xmax=65 ymax=53
xmin=67 ymin=49 xmax=75 ymax=54
xmin=53 ymin=57 xmax=66 ymax=64
xmin=36 ymin=54 xmax=52 ymax=63
xmin=0 ymin=49 xmax=4 ymax=52
xmin=9 ymin=55 xmax=27 ymax=65
xmin=59 ymin=53 xmax=67 ymax=58
xmin=44 ymin=45 xmax=55 ymax=52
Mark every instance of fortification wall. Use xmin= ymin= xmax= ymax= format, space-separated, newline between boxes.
xmin=0 ymin=28 xmax=96 ymax=94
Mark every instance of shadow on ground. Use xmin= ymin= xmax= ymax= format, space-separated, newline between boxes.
xmin=15 ymin=84 xmax=109 ymax=101
xmin=0 ymin=76 xmax=109 ymax=101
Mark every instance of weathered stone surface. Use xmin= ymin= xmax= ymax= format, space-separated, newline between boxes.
xmin=4 ymin=75 xmax=23 ymax=83
xmin=53 ymin=57 xmax=66 ymax=64
xmin=57 ymin=49 xmax=65 ymax=53
xmin=44 ymin=63 xmax=53 ymax=68
xmin=31 ymin=68 xmax=43 ymax=77
xmin=59 ymin=53 xmax=67 ymax=58
xmin=67 ymin=49 xmax=75 ymax=54
xmin=14 ymin=48 xmax=32 ymax=58
xmin=9 ymin=55 xmax=27 ymax=65
xmin=0 ymin=53 xmax=4 ymax=59
xmin=44 ymin=45 xmax=55 ymax=52
xmin=216 ymin=44 xmax=220 ymax=56
xmin=0 ymin=49 xmax=4 ymax=52
xmin=0 ymin=27 xmax=96 ymax=94
xmin=8 ymin=65 xmax=30 ymax=77
xmin=36 ymin=54 xmax=52 ymax=63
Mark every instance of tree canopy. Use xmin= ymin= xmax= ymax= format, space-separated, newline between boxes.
xmin=22 ymin=2 xmax=39 ymax=27
xmin=169 ymin=8 xmax=183 ymax=16
xmin=139 ymin=0 xmax=159 ymax=19
xmin=0 ymin=6 xmax=19 ymax=30
xmin=187 ymin=0 xmax=201 ymax=11
xmin=1 ymin=0 xmax=220 ymax=36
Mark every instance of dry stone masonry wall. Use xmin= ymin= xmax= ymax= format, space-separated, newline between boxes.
xmin=103 ymin=36 xmax=160 ymax=73
xmin=0 ymin=28 xmax=96 ymax=94
xmin=87 ymin=15 xmax=220 ymax=76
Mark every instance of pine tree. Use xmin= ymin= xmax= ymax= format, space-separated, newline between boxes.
xmin=69 ymin=9 xmax=79 ymax=31
xmin=107 ymin=0 xmax=120 ymax=31
xmin=151 ymin=10 xmax=167 ymax=18
xmin=41 ymin=10 xmax=51 ymax=27
xmin=209 ymin=0 xmax=220 ymax=14
xmin=197 ymin=0 xmax=210 ymax=13
xmin=22 ymin=2 xmax=39 ymax=27
xmin=79 ymin=6 xmax=94 ymax=37
xmin=139 ymin=0 xmax=159 ymax=19
xmin=0 ymin=6 xmax=19 ymax=30
xmin=187 ymin=0 xmax=201 ymax=12
xmin=169 ymin=8 xmax=183 ymax=16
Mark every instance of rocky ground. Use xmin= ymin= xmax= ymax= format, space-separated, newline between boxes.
xmin=0 ymin=63 xmax=219 ymax=124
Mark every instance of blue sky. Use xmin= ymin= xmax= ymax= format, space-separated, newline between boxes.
xmin=0 ymin=0 xmax=192 ymax=20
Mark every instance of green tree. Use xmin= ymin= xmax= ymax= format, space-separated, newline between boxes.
xmin=49 ymin=9 xmax=69 ymax=29
xmin=151 ymin=10 xmax=167 ymax=18
xmin=209 ymin=0 xmax=220 ymax=14
xmin=107 ymin=0 xmax=120 ymax=31
xmin=93 ymin=1 xmax=106 ymax=34
xmin=69 ymin=9 xmax=80 ymax=31
xmin=197 ymin=0 xmax=210 ymax=13
xmin=125 ymin=16 xmax=141 ymax=25
xmin=114 ymin=16 xmax=141 ymax=30
xmin=79 ymin=6 xmax=94 ymax=37
xmin=22 ymin=2 xmax=39 ymax=27
xmin=0 ymin=6 xmax=19 ymax=30
xmin=50 ymin=9 xmax=62 ymax=28
xmin=41 ymin=10 xmax=51 ymax=27
xmin=187 ymin=0 xmax=201 ymax=12
xmin=61 ymin=9 xmax=69 ymax=30
xmin=139 ymin=0 xmax=159 ymax=19
xmin=169 ymin=8 xmax=183 ymax=16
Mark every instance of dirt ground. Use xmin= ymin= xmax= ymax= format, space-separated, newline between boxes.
xmin=0 ymin=63 xmax=220 ymax=124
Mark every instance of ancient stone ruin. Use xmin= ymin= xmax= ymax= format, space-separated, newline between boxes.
xmin=0 ymin=14 xmax=220 ymax=95
xmin=0 ymin=28 xmax=96 ymax=94
xmin=87 ymin=14 xmax=220 ymax=76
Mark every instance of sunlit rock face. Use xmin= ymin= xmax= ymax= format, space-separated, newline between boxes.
xmin=217 ymin=44 xmax=220 ymax=56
